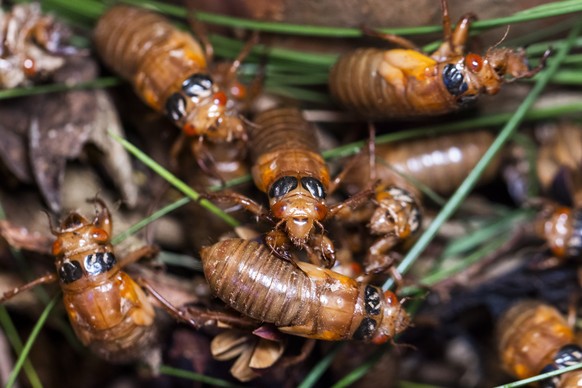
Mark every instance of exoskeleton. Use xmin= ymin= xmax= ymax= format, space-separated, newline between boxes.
xmin=497 ymin=301 xmax=582 ymax=387
xmin=0 ymin=199 xmax=158 ymax=362
xmin=336 ymin=131 xmax=502 ymax=275
xmin=341 ymin=130 xmax=501 ymax=198
xmin=0 ymin=3 xmax=76 ymax=88
xmin=533 ymin=204 xmax=582 ymax=262
xmin=200 ymin=238 xmax=410 ymax=343
xmin=94 ymin=5 xmax=253 ymax=176
xmin=329 ymin=0 xmax=550 ymax=119
xmin=365 ymin=186 xmax=422 ymax=274
xmin=206 ymin=106 xmax=372 ymax=267
xmin=536 ymin=122 xmax=582 ymax=207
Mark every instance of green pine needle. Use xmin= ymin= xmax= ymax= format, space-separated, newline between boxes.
xmin=159 ymin=365 xmax=245 ymax=387
xmin=6 ymin=296 xmax=59 ymax=388
xmin=0 ymin=307 xmax=43 ymax=388
xmin=107 ymin=131 xmax=240 ymax=228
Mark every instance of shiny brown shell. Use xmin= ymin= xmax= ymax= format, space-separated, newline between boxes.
xmin=329 ymin=5 xmax=546 ymax=119
xmin=497 ymin=301 xmax=574 ymax=380
xmin=94 ymin=5 xmax=206 ymax=112
xmin=93 ymin=5 xmax=245 ymax=143
xmin=533 ymin=206 xmax=582 ymax=260
xmin=200 ymin=238 xmax=410 ymax=343
xmin=536 ymin=122 xmax=582 ymax=207
xmin=329 ymin=48 xmax=459 ymax=118
xmin=250 ymin=106 xmax=331 ymax=245
xmin=342 ymin=131 xmax=500 ymax=198
xmin=250 ymin=106 xmax=330 ymax=192
xmin=52 ymin=202 xmax=156 ymax=362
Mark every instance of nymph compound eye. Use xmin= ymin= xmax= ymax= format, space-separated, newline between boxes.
xmin=268 ymin=176 xmax=298 ymax=199
xmin=165 ymin=92 xmax=186 ymax=121
xmin=301 ymin=177 xmax=326 ymax=199
xmin=84 ymin=252 xmax=117 ymax=276
xmin=443 ymin=64 xmax=468 ymax=96
xmin=182 ymin=73 xmax=213 ymax=98
xmin=58 ymin=260 xmax=83 ymax=284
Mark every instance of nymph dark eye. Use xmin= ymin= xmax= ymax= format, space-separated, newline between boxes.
xmin=182 ymin=73 xmax=213 ymax=98
xmin=301 ymin=177 xmax=326 ymax=199
xmin=268 ymin=176 xmax=298 ymax=199
xmin=165 ymin=93 xmax=186 ymax=121
xmin=553 ymin=344 xmax=582 ymax=368
xmin=443 ymin=64 xmax=468 ymax=96
xmin=84 ymin=252 xmax=117 ymax=276
xmin=58 ymin=260 xmax=83 ymax=284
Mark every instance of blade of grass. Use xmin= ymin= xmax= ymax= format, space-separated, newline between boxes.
xmin=266 ymin=85 xmax=333 ymax=104
xmin=159 ymin=365 xmax=245 ymax=387
xmin=408 ymin=235 xmax=511 ymax=293
xmin=210 ymin=34 xmax=337 ymax=67
xmin=440 ymin=209 xmax=530 ymax=258
xmin=493 ymin=361 xmax=582 ymax=388
xmin=248 ymin=73 xmax=330 ymax=85
xmin=107 ymin=131 xmax=240 ymax=228
xmin=41 ymin=0 xmax=106 ymax=19
xmin=561 ymin=53 xmax=582 ymax=64
xmin=475 ymin=1 xmax=582 ymax=29
xmin=0 ymin=307 xmax=43 ymax=388
xmin=112 ymin=196 xmax=192 ymax=245
xmin=298 ymin=342 xmax=343 ymax=388
xmin=156 ymin=251 xmax=203 ymax=271
xmin=0 ymin=77 xmax=121 ymax=100
xmin=507 ymin=15 xmax=581 ymax=47
xmin=525 ymin=36 xmax=582 ymax=56
xmin=548 ymin=69 xmax=582 ymax=84
xmin=112 ymin=155 xmax=255 ymax=245
xmin=331 ymin=343 xmax=391 ymax=388
xmin=5 ymin=295 xmax=59 ymax=388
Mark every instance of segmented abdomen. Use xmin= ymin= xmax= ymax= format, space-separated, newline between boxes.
xmin=88 ymin=315 xmax=157 ymax=363
xmin=93 ymin=5 xmax=207 ymax=111
xmin=329 ymin=48 xmax=454 ymax=118
xmin=200 ymin=239 xmax=410 ymax=342
xmin=250 ymin=107 xmax=320 ymax=161
xmin=343 ymin=131 xmax=499 ymax=195
xmin=382 ymin=131 xmax=499 ymax=193
xmin=250 ymin=107 xmax=330 ymax=192
xmin=200 ymin=238 xmax=315 ymax=326
xmin=329 ymin=49 xmax=390 ymax=118
xmin=497 ymin=301 xmax=582 ymax=386
xmin=64 ymin=271 xmax=156 ymax=363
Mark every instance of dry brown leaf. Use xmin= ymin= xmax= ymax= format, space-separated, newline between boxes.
xmin=248 ymin=338 xmax=285 ymax=369
xmin=210 ymin=329 xmax=286 ymax=382
xmin=210 ymin=331 xmax=250 ymax=360
xmin=0 ymin=55 xmax=138 ymax=212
